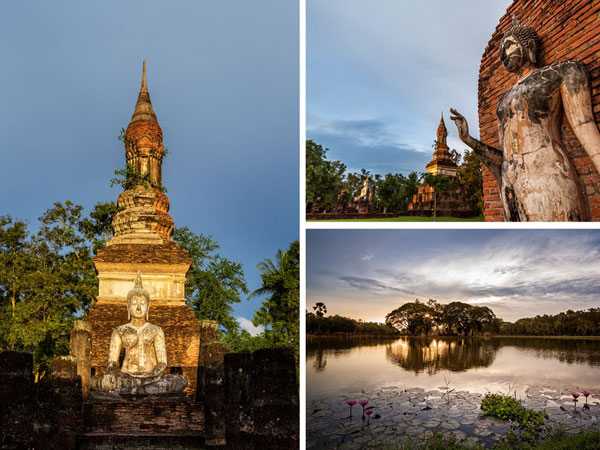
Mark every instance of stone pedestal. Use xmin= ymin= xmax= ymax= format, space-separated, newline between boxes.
xmin=78 ymin=395 xmax=204 ymax=449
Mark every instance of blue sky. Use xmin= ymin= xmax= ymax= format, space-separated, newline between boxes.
xmin=307 ymin=230 xmax=600 ymax=323
xmin=307 ymin=0 xmax=512 ymax=175
xmin=0 ymin=1 xmax=298 ymax=333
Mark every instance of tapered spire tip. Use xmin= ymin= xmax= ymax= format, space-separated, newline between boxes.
xmin=141 ymin=61 xmax=148 ymax=93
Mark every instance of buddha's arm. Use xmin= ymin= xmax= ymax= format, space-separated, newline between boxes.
xmin=106 ymin=329 xmax=122 ymax=373
xmin=152 ymin=328 xmax=168 ymax=376
xmin=561 ymin=62 xmax=600 ymax=174
xmin=450 ymin=108 xmax=503 ymax=183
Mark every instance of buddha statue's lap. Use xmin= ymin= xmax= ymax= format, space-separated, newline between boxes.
xmin=90 ymin=273 xmax=187 ymax=395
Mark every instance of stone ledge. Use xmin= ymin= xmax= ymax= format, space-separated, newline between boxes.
xmin=77 ymin=433 xmax=205 ymax=450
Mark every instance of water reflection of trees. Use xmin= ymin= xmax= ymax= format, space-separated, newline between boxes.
xmin=501 ymin=338 xmax=600 ymax=367
xmin=307 ymin=336 xmax=396 ymax=373
xmin=306 ymin=336 xmax=600 ymax=374
xmin=384 ymin=338 xmax=501 ymax=374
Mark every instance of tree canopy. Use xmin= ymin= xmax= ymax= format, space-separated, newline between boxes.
xmin=251 ymin=240 xmax=299 ymax=352
xmin=306 ymin=141 xmax=346 ymax=211
xmin=306 ymin=139 xmax=483 ymax=216
xmin=0 ymin=200 xmax=253 ymax=378
xmin=173 ymin=226 xmax=248 ymax=333
xmin=385 ymin=299 xmax=499 ymax=337
xmin=223 ymin=240 xmax=300 ymax=366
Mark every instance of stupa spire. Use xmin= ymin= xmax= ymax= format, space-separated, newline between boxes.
xmin=130 ymin=60 xmax=157 ymax=123
xmin=436 ymin=112 xmax=448 ymax=145
xmin=141 ymin=61 xmax=148 ymax=93
xmin=426 ymin=113 xmax=457 ymax=175
xmin=109 ymin=62 xmax=173 ymax=244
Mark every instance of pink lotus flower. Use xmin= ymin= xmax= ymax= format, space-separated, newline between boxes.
xmin=572 ymin=393 xmax=580 ymax=399
xmin=583 ymin=391 xmax=591 ymax=407
xmin=359 ymin=400 xmax=370 ymax=420
xmin=346 ymin=399 xmax=357 ymax=417
xmin=364 ymin=407 xmax=374 ymax=425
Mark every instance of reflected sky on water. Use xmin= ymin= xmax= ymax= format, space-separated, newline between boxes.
xmin=307 ymin=337 xmax=600 ymax=400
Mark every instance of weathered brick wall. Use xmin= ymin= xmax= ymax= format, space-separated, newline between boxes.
xmin=88 ymin=303 xmax=200 ymax=396
xmin=83 ymin=396 xmax=204 ymax=434
xmin=1 ymin=348 xmax=298 ymax=449
xmin=0 ymin=353 xmax=82 ymax=450
xmin=218 ymin=348 xmax=299 ymax=450
xmin=479 ymin=0 xmax=600 ymax=221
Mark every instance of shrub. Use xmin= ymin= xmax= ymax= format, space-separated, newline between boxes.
xmin=481 ymin=393 xmax=548 ymax=443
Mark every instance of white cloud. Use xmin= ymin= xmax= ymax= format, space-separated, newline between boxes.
xmin=362 ymin=253 xmax=374 ymax=262
xmin=307 ymin=230 xmax=600 ymax=322
xmin=237 ymin=317 xmax=264 ymax=337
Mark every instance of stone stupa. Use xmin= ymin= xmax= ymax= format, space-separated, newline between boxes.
xmin=88 ymin=62 xmax=201 ymax=396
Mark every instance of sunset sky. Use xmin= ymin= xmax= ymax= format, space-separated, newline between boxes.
xmin=307 ymin=0 xmax=512 ymax=175
xmin=306 ymin=229 xmax=600 ymax=323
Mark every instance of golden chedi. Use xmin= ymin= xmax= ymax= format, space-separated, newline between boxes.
xmin=89 ymin=62 xmax=200 ymax=397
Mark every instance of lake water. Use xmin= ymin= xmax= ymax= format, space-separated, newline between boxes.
xmin=307 ymin=336 xmax=600 ymax=400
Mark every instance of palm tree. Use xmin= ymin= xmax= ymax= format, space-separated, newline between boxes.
xmin=249 ymin=241 xmax=299 ymax=342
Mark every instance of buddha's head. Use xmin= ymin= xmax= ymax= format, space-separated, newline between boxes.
xmin=127 ymin=271 xmax=151 ymax=321
xmin=501 ymin=16 xmax=539 ymax=73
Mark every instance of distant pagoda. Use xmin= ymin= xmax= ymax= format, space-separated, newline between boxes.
xmin=426 ymin=114 xmax=458 ymax=176
xmin=408 ymin=114 xmax=477 ymax=218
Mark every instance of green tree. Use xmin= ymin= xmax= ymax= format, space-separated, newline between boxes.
xmin=442 ymin=301 xmax=475 ymax=336
xmin=249 ymin=240 xmax=299 ymax=356
xmin=306 ymin=141 xmax=346 ymax=212
xmin=422 ymin=173 xmax=455 ymax=221
xmin=0 ymin=202 xmax=100 ymax=377
xmin=172 ymin=227 xmax=248 ymax=334
xmin=385 ymin=300 xmax=435 ymax=336
xmin=0 ymin=216 xmax=33 ymax=350
xmin=402 ymin=171 xmax=421 ymax=210
xmin=79 ymin=201 xmax=121 ymax=253
xmin=469 ymin=305 xmax=496 ymax=334
xmin=36 ymin=201 xmax=99 ymax=311
xmin=376 ymin=173 xmax=405 ymax=213
xmin=313 ymin=302 xmax=327 ymax=317
xmin=456 ymin=149 xmax=483 ymax=215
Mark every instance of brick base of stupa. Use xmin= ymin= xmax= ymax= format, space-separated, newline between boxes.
xmin=87 ymin=302 xmax=200 ymax=397
xmin=408 ymin=183 xmax=478 ymax=218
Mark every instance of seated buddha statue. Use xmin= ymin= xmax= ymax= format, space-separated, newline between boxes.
xmin=90 ymin=272 xmax=187 ymax=395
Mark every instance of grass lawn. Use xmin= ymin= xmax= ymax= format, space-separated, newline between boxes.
xmin=308 ymin=216 xmax=485 ymax=222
